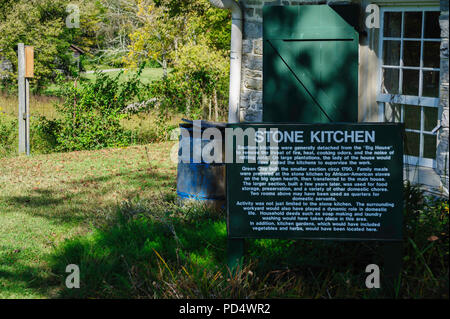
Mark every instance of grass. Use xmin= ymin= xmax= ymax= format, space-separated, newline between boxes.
xmin=38 ymin=67 xmax=166 ymax=97
xmin=0 ymin=75 xmax=448 ymax=298
xmin=80 ymin=67 xmax=167 ymax=85
xmin=0 ymin=67 xmax=165 ymax=118
xmin=0 ymin=93 xmax=61 ymax=119
xmin=0 ymin=142 xmax=447 ymax=298
xmin=0 ymin=142 xmax=178 ymax=298
xmin=0 ymin=91 xmax=184 ymax=159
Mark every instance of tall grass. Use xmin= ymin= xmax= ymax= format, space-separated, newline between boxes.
xmin=46 ymin=188 xmax=448 ymax=299
xmin=0 ymin=92 xmax=60 ymax=119
xmin=0 ymin=92 xmax=183 ymax=158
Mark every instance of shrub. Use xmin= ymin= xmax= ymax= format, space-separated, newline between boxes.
xmin=53 ymin=68 xmax=149 ymax=151
xmin=0 ymin=113 xmax=17 ymax=157
xmin=30 ymin=116 xmax=61 ymax=154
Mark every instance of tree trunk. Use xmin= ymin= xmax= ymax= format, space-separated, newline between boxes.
xmin=208 ymin=97 xmax=212 ymax=121
xmin=186 ymin=93 xmax=190 ymax=116
xmin=213 ymin=87 xmax=219 ymax=121
xmin=162 ymin=58 xmax=167 ymax=79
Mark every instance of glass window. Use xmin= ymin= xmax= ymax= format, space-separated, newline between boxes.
xmin=402 ymin=69 xmax=419 ymax=96
xmin=379 ymin=9 xmax=441 ymax=167
xmin=403 ymin=41 xmax=421 ymax=66
xmin=384 ymin=12 xmax=402 ymax=37
xmin=423 ymin=42 xmax=440 ymax=68
xmin=404 ymin=12 xmax=422 ymax=38
xmin=422 ymin=71 xmax=440 ymax=97
xmin=405 ymin=131 xmax=420 ymax=157
xmin=404 ymin=105 xmax=421 ymax=130
xmin=424 ymin=11 xmax=441 ymax=38
xmin=383 ymin=41 xmax=401 ymax=65
xmin=382 ymin=68 xmax=399 ymax=94
xmin=423 ymin=134 xmax=437 ymax=159
xmin=423 ymin=106 xmax=438 ymax=132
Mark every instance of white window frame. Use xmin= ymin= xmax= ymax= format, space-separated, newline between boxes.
xmin=377 ymin=6 xmax=441 ymax=168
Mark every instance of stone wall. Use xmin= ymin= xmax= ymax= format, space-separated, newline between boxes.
xmin=437 ymin=0 xmax=449 ymax=191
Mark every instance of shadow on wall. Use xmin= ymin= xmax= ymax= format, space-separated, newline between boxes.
xmin=263 ymin=5 xmax=359 ymax=123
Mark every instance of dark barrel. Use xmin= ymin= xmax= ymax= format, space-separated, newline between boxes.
xmin=176 ymin=119 xmax=226 ymax=209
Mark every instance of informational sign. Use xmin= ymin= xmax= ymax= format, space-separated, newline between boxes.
xmin=227 ymin=123 xmax=403 ymax=241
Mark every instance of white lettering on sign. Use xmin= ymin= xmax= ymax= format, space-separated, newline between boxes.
xmin=254 ymin=130 xmax=375 ymax=144
xmin=310 ymin=130 xmax=375 ymax=143
xmin=255 ymin=130 xmax=304 ymax=143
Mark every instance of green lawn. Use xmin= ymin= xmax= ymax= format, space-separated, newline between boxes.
xmin=41 ymin=67 xmax=166 ymax=96
xmin=0 ymin=142 xmax=177 ymax=298
xmin=0 ymin=142 xmax=448 ymax=299
xmin=80 ymin=67 xmax=167 ymax=85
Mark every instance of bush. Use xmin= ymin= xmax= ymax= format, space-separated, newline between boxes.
xmin=30 ymin=116 xmax=61 ymax=154
xmin=53 ymin=68 xmax=149 ymax=151
xmin=0 ymin=113 xmax=17 ymax=157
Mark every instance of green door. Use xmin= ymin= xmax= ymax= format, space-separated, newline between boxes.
xmin=263 ymin=5 xmax=359 ymax=123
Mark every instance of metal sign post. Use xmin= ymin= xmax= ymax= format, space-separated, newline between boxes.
xmin=18 ymin=43 xmax=33 ymax=155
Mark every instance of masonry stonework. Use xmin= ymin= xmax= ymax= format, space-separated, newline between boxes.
xmin=437 ymin=0 xmax=449 ymax=190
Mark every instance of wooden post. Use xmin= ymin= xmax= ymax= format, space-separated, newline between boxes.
xmin=382 ymin=241 xmax=403 ymax=297
xmin=227 ymin=238 xmax=245 ymax=275
xmin=18 ymin=43 xmax=26 ymax=155
xmin=18 ymin=44 xmax=33 ymax=155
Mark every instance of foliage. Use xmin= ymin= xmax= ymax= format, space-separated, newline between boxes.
xmin=52 ymin=68 xmax=149 ymax=151
xmin=45 ymin=188 xmax=449 ymax=298
xmin=145 ymin=37 xmax=229 ymax=121
xmin=0 ymin=112 xmax=17 ymax=157
xmin=125 ymin=0 xmax=182 ymax=76
xmin=31 ymin=116 xmax=61 ymax=154
xmin=0 ymin=112 xmax=64 ymax=157
xmin=87 ymin=0 xmax=141 ymax=68
xmin=0 ymin=0 xmax=89 ymax=91
xmin=125 ymin=0 xmax=231 ymax=120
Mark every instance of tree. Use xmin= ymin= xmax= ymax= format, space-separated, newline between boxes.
xmin=0 ymin=0 xmax=99 ymax=91
xmin=125 ymin=0 xmax=183 ymax=78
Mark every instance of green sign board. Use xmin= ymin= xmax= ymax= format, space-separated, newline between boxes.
xmin=227 ymin=123 xmax=404 ymax=241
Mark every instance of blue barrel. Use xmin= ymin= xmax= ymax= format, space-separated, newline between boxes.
xmin=176 ymin=120 xmax=226 ymax=210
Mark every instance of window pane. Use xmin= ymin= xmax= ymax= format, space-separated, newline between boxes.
xmin=404 ymin=12 xmax=423 ymax=38
xmin=423 ymin=107 xmax=438 ymax=132
xmin=384 ymin=103 xmax=402 ymax=122
xmin=405 ymin=131 xmax=420 ymax=157
xmin=424 ymin=11 xmax=440 ymax=38
xmin=384 ymin=12 xmax=402 ymax=37
xmin=422 ymin=71 xmax=440 ymax=97
xmin=404 ymin=105 xmax=421 ymax=130
xmin=423 ymin=41 xmax=440 ymax=68
xmin=423 ymin=134 xmax=437 ymax=159
xmin=403 ymin=41 xmax=421 ymax=66
xmin=402 ymin=69 xmax=419 ymax=96
xmin=382 ymin=68 xmax=399 ymax=94
xmin=383 ymin=41 xmax=401 ymax=65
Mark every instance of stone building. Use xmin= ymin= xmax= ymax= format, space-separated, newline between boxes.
xmin=235 ymin=0 xmax=448 ymax=195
